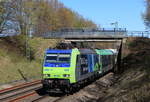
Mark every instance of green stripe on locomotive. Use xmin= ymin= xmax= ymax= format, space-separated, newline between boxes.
xmin=95 ymin=49 xmax=114 ymax=55
xmin=43 ymin=48 xmax=80 ymax=84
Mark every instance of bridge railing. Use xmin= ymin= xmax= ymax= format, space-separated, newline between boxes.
xmin=57 ymin=28 xmax=127 ymax=32
xmin=128 ymin=31 xmax=150 ymax=38
xmin=44 ymin=28 xmax=127 ymax=38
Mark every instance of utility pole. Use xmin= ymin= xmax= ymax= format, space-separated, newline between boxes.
xmin=19 ymin=0 xmax=30 ymax=60
xmin=19 ymin=0 xmax=29 ymax=60
xmin=24 ymin=3 xmax=32 ymax=61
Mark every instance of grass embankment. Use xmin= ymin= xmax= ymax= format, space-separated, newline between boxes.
xmin=101 ymin=37 xmax=150 ymax=102
xmin=0 ymin=35 xmax=60 ymax=84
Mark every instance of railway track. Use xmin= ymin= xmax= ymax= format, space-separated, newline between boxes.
xmin=6 ymin=90 xmax=67 ymax=102
xmin=0 ymin=80 xmax=67 ymax=102
xmin=0 ymin=73 xmax=115 ymax=102
xmin=0 ymin=80 xmax=42 ymax=102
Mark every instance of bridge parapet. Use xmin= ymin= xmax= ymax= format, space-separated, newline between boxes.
xmin=44 ymin=28 xmax=127 ymax=39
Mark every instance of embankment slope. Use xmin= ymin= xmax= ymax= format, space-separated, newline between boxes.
xmin=0 ymin=35 xmax=60 ymax=84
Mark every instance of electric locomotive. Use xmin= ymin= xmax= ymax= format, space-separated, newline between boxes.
xmin=42 ymin=48 xmax=117 ymax=93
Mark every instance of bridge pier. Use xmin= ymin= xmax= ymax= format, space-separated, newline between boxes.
xmin=116 ymin=40 xmax=123 ymax=73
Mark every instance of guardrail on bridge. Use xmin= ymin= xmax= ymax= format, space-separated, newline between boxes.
xmin=128 ymin=31 xmax=150 ymax=38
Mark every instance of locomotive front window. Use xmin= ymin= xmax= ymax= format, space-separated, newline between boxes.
xmin=45 ymin=54 xmax=70 ymax=63
xmin=58 ymin=54 xmax=70 ymax=63
xmin=45 ymin=54 xmax=57 ymax=62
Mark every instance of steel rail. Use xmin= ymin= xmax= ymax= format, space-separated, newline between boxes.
xmin=0 ymin=80 xmax=41 ymax=95
xmin=8 ymin=91 xmax=37 ymax=102
xmin=0 ymin=85 xmax=42 ymax=102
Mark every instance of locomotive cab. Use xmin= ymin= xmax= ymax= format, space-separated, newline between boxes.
xmin=42 ymin=49 xmax=79 ymax=91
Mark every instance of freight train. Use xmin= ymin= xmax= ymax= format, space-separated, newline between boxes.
xmin=42 ymin=48 xmax=117 ymax=93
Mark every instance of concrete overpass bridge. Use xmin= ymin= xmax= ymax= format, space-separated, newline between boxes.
xmin=44 ymin=28 xmax=127 ymax=50
xmin=44 ymin=28 xmax=127 ymax=40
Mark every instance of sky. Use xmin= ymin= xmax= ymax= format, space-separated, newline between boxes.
xmin=59 ymin=0 xmax=146 ymax=31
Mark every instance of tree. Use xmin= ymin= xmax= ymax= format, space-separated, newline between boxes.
xmin=74 ymin=13 xmax=97 ymax=28
xmin=57 ymin=7 xmax=75 ymax=28
xmin=1 ymin=0 xmax=97 ymax=36
xmin=144 ymin=0 xmax=150 ymax=28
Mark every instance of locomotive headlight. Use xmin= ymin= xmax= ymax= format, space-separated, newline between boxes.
xmin=63 ymin=74 xmax=70 ymax=77
xmin=43 ymin=74 xmax=50 ymax=77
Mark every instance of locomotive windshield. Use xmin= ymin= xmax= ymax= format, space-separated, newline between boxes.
xmin=45 ymin=53 xmax=71 ymax=63
xmin=58 ymin=54 xmax=70 ymax=62
xmin=46 ymin=54 xmax=57 ymax=62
